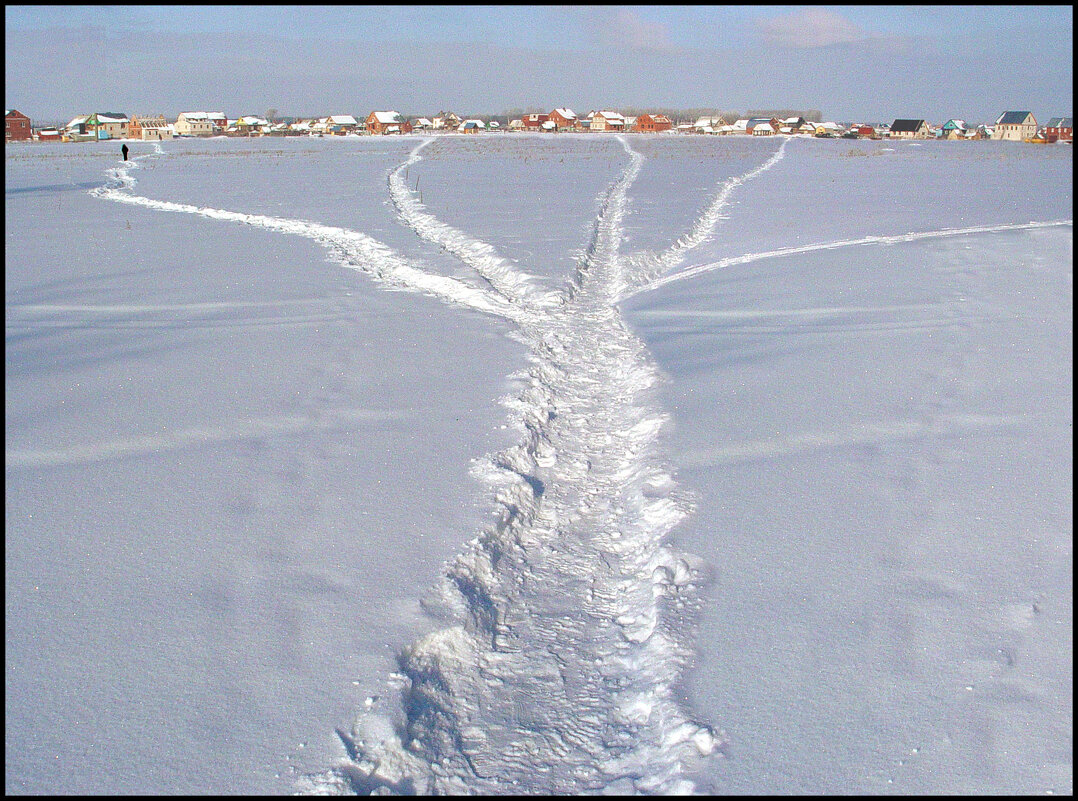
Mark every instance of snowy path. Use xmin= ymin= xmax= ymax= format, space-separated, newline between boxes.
xmin=89 ymin=136 xmax=1068 ymax=794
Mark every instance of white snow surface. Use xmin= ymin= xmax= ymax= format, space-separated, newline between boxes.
xmin=5 ymin=134 xmax=1072 ymax=795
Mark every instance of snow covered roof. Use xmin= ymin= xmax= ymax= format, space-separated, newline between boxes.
xmin=552 ymin=108 xmax=576 ymax=119
xmin=598 ymin=111 xmax=624 ymax=121
xmin=327 ymin=115 xmax=358 ymax=125
xmin=96 ymin=113 xmax=128 ymax=123
xmin=541 ymin=120 xmax=556 ymax=129
xmin=415 ymin=118 xmax=433 ymax=127
xmin=66 ymin=116 xmax=88 ymax=128
xmin=372 ymin=111 xmax=402 ymax=124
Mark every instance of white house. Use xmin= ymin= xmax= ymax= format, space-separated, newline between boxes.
xmin=175 ymin=112 xmax=222 ymax=137
xmin=324 ymin=115 xmax=359 ymax=134
xmin=694 ymin=116 xmax=727 ymax=133
xmin=992 ymin=111 xmax=1037 ymax=141
xmin=588 ymin=111 xmax=625 ymax=132
xmin=457 ymin=119 xmax=486 ymax=134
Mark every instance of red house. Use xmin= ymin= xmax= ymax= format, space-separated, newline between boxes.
xmin=366 ymin=111 xmax=412 ymax=135
xmin=1045 ymin=117 xmax=1073 ymax=143
xmin=548 ymin=108 xmax=577 ymax=131
xmin=523 ymin=112 xmax=549 ymax=131
xmin=6 ymin=109 xmax=32 ymax=141
xmin=633 ymin=113 xmax=673 ymax=133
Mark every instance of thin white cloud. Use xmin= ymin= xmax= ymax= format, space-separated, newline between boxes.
xmin=759 ymin=8 xmax=869 ymax=48
xmin=587 ymin=7 xmax=676 ymax=51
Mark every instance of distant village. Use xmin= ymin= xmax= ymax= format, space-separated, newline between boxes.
xmin=5 ymin=108 xmax=1074 ymax=145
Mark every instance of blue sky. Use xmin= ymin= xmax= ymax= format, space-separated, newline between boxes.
xmin=6 ymin=5 xmax=1072 ymax=123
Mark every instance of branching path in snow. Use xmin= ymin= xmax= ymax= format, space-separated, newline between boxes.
xmin=92 ymin=136 xmax=760 ymax=793
xmin=92 ymin=138 xmax=1072 ymax=794
xmin=86 ymin=135 xmax=845 ymax=793
xmin=630 ymin=218 xmax=1074 ymax=298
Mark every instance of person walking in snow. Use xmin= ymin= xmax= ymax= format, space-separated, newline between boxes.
xmin=121 ymin=144 xmax=129 ymax=161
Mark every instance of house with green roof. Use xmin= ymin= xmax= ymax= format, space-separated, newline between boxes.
xmin=938 ymin=119 xmax=969 ymax=140
xmin=85 ymin=112 xmax=129 ymax=140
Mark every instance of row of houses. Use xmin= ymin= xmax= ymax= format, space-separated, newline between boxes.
xmin=2 ymin=109 xmax=418 ymax=142
xmin=885 ymin=112 xmax=1073 ymax=143
xmin=7 ymin=107 xmax=1073 ymax=144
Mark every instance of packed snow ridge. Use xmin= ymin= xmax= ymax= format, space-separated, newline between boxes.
xmin=90 ymin=137 xmax=1070 ymax=795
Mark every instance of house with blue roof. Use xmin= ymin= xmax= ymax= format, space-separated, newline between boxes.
xmin=991 ymin=111 xmax=1037 ymax=141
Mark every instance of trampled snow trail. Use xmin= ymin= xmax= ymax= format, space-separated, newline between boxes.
xmin=621 ymin=138 xmax=789 ymax=293
xmin=633 ymin=218 xmax=1074 ymax=297
xmin=91 ymin=136 xmax=790 ymax=794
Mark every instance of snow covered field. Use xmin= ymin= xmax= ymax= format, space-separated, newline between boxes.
xmin=5 ymin=133 xmax=1072 ymax=795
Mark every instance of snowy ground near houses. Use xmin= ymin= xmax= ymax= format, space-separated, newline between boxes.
xmin=5 ymin=133 xmax=1072 ymax=795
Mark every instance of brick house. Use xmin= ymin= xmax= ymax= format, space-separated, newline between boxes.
xmin=131 ymin=114 xmax=173 ymax=141
xmin=1045 ymin=117 xmax=1073 ymax=143
xmin=522 ymin=112 xmax=549 ymax=131
xmin=366 ymin=111 xmax=411 ymax=134
xmin=129 ymin=114 xmax=172 ymax=140
xmin=633 ymin=113 xmax=672 ymax=133
xmin=747 ymin=117 xmax=780 ymax=136
xmin=548 ymin=108 xmax=577 ymax=131
xmin=6 ymin=109 xmax=32 ymax=141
